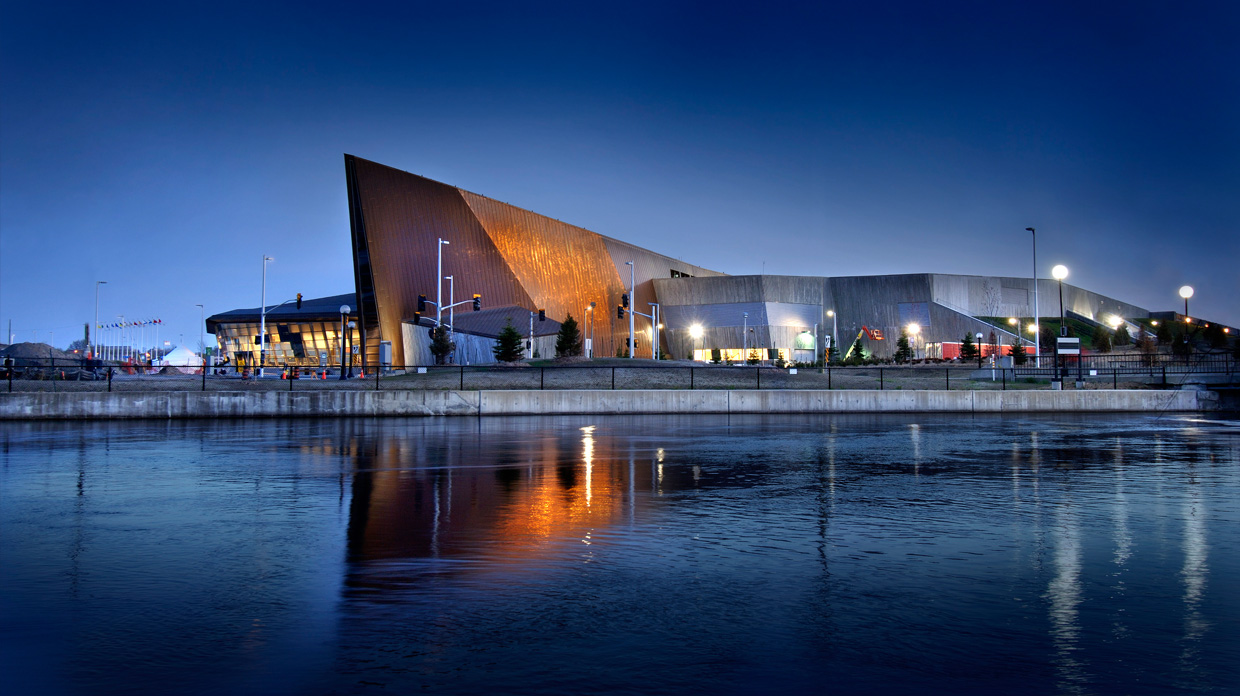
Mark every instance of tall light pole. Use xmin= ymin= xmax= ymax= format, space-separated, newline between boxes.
xmin=338 ymin=305 xmax=351 ymax=380
xmin=259 ymin=255 xmax=273 ymax=375
xmin=1026 ymin=228 xmax=1040 ymax=362
xmin=92 ymin=281 xmax=107 ymax=360
xmin=196 ymin=304 xmax=205 ymax=357
xmin=826 ymin=310 xmax=838 ymax=362
xmin=445 ymin=275 xmax=454 ymax=334
xmin=1179 ymin=285 xmax=1194 ymax=318
xmin=648 ymin=303 xmax=660 ymax=360
xmin=436 ymin=239 xmax=449 ymax=327
xmin=586 ymin=302 xmax=595 ymax=358
xmin=690 ymin=324 xmax=703 ymax=361
xmin=1052 ymin=264 xmax=1069 ymax=336
xmin=625 ymin=261 xmax=635 ymax=359
xmin=743 ymin=312 xmax=749 ymax=362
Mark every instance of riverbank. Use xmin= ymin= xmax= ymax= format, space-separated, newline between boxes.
xmin=0 ymin=388 xmax=1217 ymax=420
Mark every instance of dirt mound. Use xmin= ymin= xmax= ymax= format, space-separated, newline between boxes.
xmin=0 ymin=342 xmax=78 ymax=362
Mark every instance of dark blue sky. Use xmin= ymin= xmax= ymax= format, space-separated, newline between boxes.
xmin=2 ymin=1 xmax=1237 ymax=349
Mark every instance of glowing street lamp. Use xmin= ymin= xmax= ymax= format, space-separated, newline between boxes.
xmin=907 ymin=322 xmax=920 ymax=359
xmin=826 ymin=309 xmax=838 ymax=358
xmin=1051 ymin=264 xmax=1069 ymax=337
xmin=689 ymin=323 xmax=703 ymax=360
xmin=1179 ymin=285 xmax=1194 ymax=318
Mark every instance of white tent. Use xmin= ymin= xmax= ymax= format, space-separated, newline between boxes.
xmin=159 ymin=345 xmax=204 ymax=374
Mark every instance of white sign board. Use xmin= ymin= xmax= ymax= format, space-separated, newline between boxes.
xmin=1056 ymin=337 xmax=1081 ymax=356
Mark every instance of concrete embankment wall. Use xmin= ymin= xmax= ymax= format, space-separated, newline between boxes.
xmin=0 ymin=389 xmax=1216 ymax=420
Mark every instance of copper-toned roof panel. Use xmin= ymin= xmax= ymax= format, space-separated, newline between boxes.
xmin=349 ymin=157 xmax=534 ymax=364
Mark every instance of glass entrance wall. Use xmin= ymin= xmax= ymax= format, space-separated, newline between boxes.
xmin=691 ymin=348 xmax=790 ymax=363
xmin=212 ymin=321 xmax=363 ymax=368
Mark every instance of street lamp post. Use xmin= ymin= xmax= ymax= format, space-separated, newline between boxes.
xmin=648 ymin=303 xmax=660 ymax=360
xmin=196 ymin=304 xmax=205 ymax=363
xmin=338 ymin=305 xmax=351 ymax=380
xmin=259 ymin=255 xmax=273 ymax=376
xmin=625 ymin=261 xmax=635 ymax=359
xmin=1179 ymin=285 xmax=1194 ymax=318
xmin=743 ymin=312 xmax=748 ymax=363
xmin=1052 ymin=264 xmax=1069 ymax=336
xmin=586 ymin=302 xmax=596 ymax=358
xmin=1026 ymin=228 xmax=1040 ymax=363
xmin=826 ymin=310 xmax=838 ymax=363
xmin=437 ymin=239 xmax=450 ymax=327
xmin=92 ymin=281 xmax=107 ymax=360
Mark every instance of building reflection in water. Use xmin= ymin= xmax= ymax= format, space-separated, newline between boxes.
xmin=1046 ymin=495 xmax=1085 ymax=695
xmin=336 ymin=419 xmax=701 ymax=591
xmin=1180 ymin=467 xmax=1209 ymax=675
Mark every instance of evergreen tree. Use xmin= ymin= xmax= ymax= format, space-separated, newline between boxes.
xmin=493 ymin=320 xmax=525 ymax=362
xmin=555 ymin=313 xmax=583 ymax=357
xmin=893 ymin=330 xmax=912 ymax=363
xmin=960 ymin=333 xmax=979 ymax=361
xmin=1155 ymin=322 xmax=1172 ymax=343
xmin=710 ymin=348 xmax=721 ymax=364
xmin=1039 ymin=324 xmax=1057 ymax=352
xmin=845 ymin=338 xmax=866 ymax=365
xmin=429 ymin=325 xmax=455 ymax=365
xmin=1091 ymin=325 xmax=1112 ymax=353
xmin=1010 ymin=341 xmax=1028 ymax=366
xmin=1171 ymin=329 xmax=1191 ymax=356
xmin=1113 ymin=323 xmax=1131 ymax=347
xmin=826 ymin=344 xmax=839 ymax=365
xmin=1203 ymin=322 xmax=1227 ymax=349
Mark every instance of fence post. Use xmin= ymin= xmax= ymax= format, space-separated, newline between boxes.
xmin=460 ymin=365 xmax=464 ymax=390
xmin=1002 ymin=368 xmax=1006 ymax=390
xmin=756 ymin=367 xmax=760 ymax=390
xmin=879 ymin=367 xmax=884 ymax=390
xmin=690 ymin=367 xmax=694 ymax=390
xmin=1162 ymin=365 xmax=1166 ymax=387
xmin=108 ymin=368 xmax=113 ymax=393
xmin=612 ymin=367 xmax=615 ymax=390
xmin=376 ymin=365 xmax=380 ymax=390
xmin=946 ymin=368 xmax=950 ymax=390
xmin=1113 ymin=368 xmax=1117 ymax=389
xmin=828 ymin=367 xmax=831 ymax=389
xmin=6 ymin=360 xmax=11 ymax=393
xmin=540 ymin=367 xmax=544 ymax=390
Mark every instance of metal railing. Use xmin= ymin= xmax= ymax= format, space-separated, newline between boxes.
xmin=2 ymin=356 xmax=1235 ymax=394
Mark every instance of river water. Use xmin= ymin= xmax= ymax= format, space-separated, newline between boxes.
xmin=1 ymin=414 xmax=1237 ymax=695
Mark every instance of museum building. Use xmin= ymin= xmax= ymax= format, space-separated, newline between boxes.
xmin=208 ymin=155 xmax=1161 ymax=369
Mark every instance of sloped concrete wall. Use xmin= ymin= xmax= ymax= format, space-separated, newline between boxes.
xmin=0 ymin=388 xmax=1214 ymax=420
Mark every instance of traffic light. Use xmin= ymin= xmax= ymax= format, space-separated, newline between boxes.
xmin=617 ymin=305 xmax=625 ymax=319
xmin=538 ymin=309 xmax=546 ymax=322
xmin=296 ymin=293 xmax=302 ymax=310
xmin=417 ymin=294 xmax=427 ymax=312
xmin=621 ymin=293 xmax=629 ymax=309
xmin=472 ymin=294 xmax=481 ymax=311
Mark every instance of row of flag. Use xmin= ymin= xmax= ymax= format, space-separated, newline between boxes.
xmin=98 ymin=319 xmax=164 ymax=329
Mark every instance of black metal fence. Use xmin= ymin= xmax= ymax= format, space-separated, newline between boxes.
xmin=2 ymin=354 xmax=1235 ymax=393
